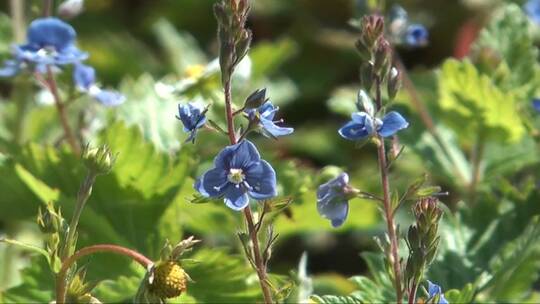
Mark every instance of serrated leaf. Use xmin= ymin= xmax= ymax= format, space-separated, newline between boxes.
xmin=472 ymin=4 xmax=540 ymax=100
xmin=311 ymin=294 xmax=363 ymax=304
xmin=438 ymin=59 xmax=525 ymax=143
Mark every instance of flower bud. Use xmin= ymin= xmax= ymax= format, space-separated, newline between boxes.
xmin=150 ymin=261 xmax=188 ymax=299
xmin=374 ymin=38 xmax=391 ymax=78
xmin=82 ymin=145 xmax=116 ymax=175
xmin=37 ymin=202 xmax=64 ymax=234
xmin=244 ymin=88 xmax=268 ymax=109
xmin=387 ymin=67 xmax=401 ymax=100
xmin=359 ymin=62 xmax=375 ymax=91
xmin=405 ymin=197 xmax=443 ymax=289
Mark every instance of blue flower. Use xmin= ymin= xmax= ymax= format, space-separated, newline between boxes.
xmin=73 ymin=64 xmax=124 ymax=106
xmin=405 ymin=24 xmax=429 ymax=47
xmin=427 ymin=281 xmax=448 ymax=304
xmin=317 ymin=173 xmax=357 ymax=227
xmin=525 ymin=0 xmax=540 ymax=24
xmin=195 ymin=140 xmax=277 ymax=210
xmin=246 ymin=101 xmax=294 ymax=138
xmin=0 ymin=18 xmax=87 ymax=75
xmin=176 ymin=102 xmax=207 ymax=143
xmin=339 ymin=111 xmax=408 ymax=141
xmin=533 ymin=98 xmax=540 ymax=113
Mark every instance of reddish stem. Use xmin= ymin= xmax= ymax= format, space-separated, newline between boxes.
xmin=46 ymin=68 xmax=81 ymax=155
xmin=56 ymin=244 xmax=152 ymax=304
xmin=375 ymin=77 xmax=403 ymax=303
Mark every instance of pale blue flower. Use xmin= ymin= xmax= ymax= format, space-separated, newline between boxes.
xmin=195 ymin=140 xmax=277 ymax=210
xmin=339 ymin=111 xmax=408 ymax=141
xmin=73 ymin=64 xmax=124 ymax=106
xmin=405 ymin=24 xmax=429 ymax=47
xmin=317 ymin=173 xmax=354 ymax=227
xmin=0 ymin=18 xmax=87 ymax=75
xmin=176 ymin=102 xmax=207 ymax=143
xmin=427 ymin=281 xmax=448 ymax=304
xmin=246 ymin=101 xmax=294 ymax=138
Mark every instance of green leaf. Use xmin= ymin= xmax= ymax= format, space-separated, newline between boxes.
xmin=472 ymin=4 xmax=540 ymax=100
xmin=250 ymin=38 xmax=299 ymax=78
xmin=152 ymin=18 xmax=207 ymax=75
xmin=311 ymin=294 xmax=363 ymax=304
xmin=1 ymin=256 xmax=54 ymax=303
xmin=438 ymin=58 xmax=525 ymax=143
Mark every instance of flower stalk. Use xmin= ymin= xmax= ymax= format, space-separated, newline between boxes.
xmin=46 ymin=67 xmax=81 ymax=155
xmin=214 ymin=1 xmax=274 ymax=302
xmin=56 ymin=244 xmax=152 ymax=304
xmin=375 ymin=76 xmax=403 ymax=303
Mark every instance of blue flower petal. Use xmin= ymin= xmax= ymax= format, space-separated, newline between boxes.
xmin=338 ymin=120 xmax=370 ymax=140
xmin=0 ymin=60 xmax=21 ymax=77
xmin=229 ymin=140 xmax=261 ymax=169
xmin=73 ymin=63 xmax=95 ymax=90
xmin=91 ymin=89 xmax=125 ymax=107
xmin=246 ymin=160 xmax=277 ymax=200
xmin=27 ymin=18 xmax=76 ymax=51
xmin=260 ymin=118 xmax=294 ymax=137
xmin=378 ymin=111 xmax=409 ymax=137
xmin=427 ymin=281 xmax=442 ymax=297
xmin=533 ymin=98 xmax=540 ymax=113
xmin=259 ymin=102 xmax=278 ymax=121
xmin=54 ymin=45 xmax=88 ymax=65
xmin=317 ymin=198 xmax=349 ymax=228
xmin=317 ymin=173 xmax=350 ymax=227
xmin=224 ymin=185 xmax=250 ymax=210
xmin=195 ymin=167 xmax=229 ymax=197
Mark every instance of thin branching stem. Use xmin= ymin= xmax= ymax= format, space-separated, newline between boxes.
xmin=56 ymin=244 xmax=152 ymax=304
xmin=375 ymin=76 xmax=403 ymax=303
xmin=223 ymin=75 xmax=273 ymax=303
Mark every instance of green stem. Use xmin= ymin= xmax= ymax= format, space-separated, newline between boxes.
xmin=56 ymin=244 xmax=152 ymax=304
xmin=62 ymin=172 xmax=96 ymax=259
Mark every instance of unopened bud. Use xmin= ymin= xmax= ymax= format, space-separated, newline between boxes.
xmin=387 ymin=67 xmax=401 ymax=100
xmin=82 ymin=145 xmax=116 ymax=175
xmin=359 ymin=62 xmax=375 ymax=91
xmin=374 ymin=38 xmax=391 ymax=78
xmin=357 ymin=89 xmax=374 ymax=115
xmin=244 ymin=88 xmax=267 ymax=109
xmin=37 ymin=202 xmax=64 ymax=234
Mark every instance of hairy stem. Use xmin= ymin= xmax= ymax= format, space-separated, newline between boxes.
xmin=375 ymin=77 xmax=403 ymax=303
xmin=46 ymin=68 xmax=81 ymax=155
xmin=56 ymin=244 xmax=152 ymax=304
xmin=408 ymin=282 xmax=418 ymax=304
xmin=62 ymin=172 xmax=96 ymax=259
xmin=223 ymin=77 xmax=273 ymax=304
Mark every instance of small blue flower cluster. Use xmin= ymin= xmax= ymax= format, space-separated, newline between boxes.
xmin=0 ymin=18 xmax=124 ymax=106
xmin=316 ymin=90 xmax=409 ymax=227
xmin=177 ymin=94 xmax=293 ymax=211
xmin=388 ymin=5 xmax=429 ymax=47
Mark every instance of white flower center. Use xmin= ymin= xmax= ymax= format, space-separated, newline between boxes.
xmin=228 ymin=168 xmax=245 ymax=185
